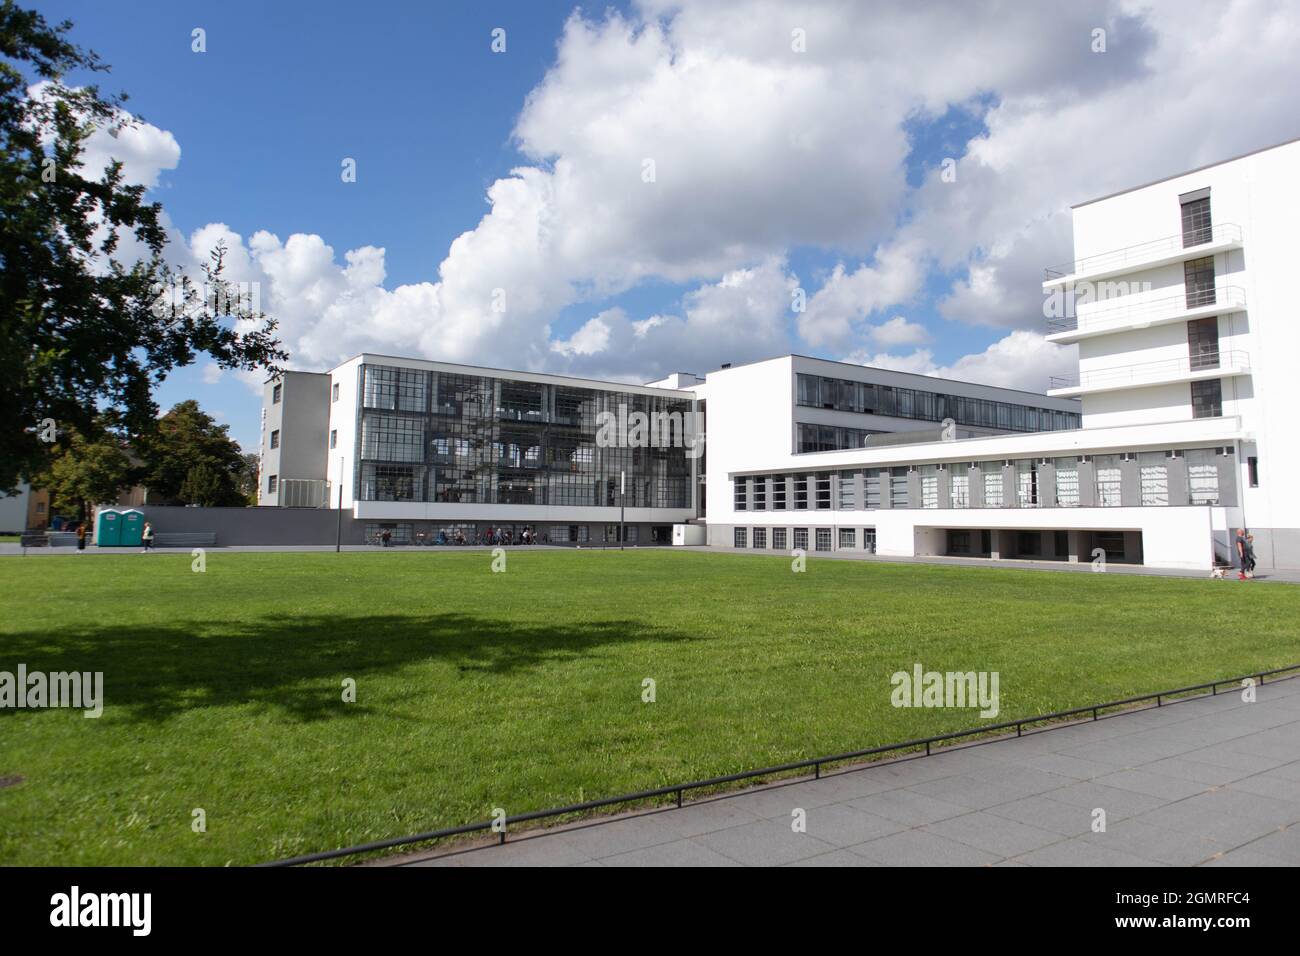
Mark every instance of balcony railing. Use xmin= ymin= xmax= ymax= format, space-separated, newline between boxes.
xmin=1050 ymin=349 xmax=1250 ymax=392
xmin=1046 ymin=285 xmax=1247 ymax=335
xmin=1044 ymin=222 xmax=1242 ymax=281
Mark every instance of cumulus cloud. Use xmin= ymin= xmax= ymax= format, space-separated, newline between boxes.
xmin=59 ymin=1 xmax=1300 ymax=395
xmin=844 ymin=330 xmax=1078 ymax=394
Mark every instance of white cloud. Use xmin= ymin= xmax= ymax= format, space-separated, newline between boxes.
xmin=201 ymin=363 xmax=223 ymax=385
xmin=845 ymin=330 xmax=1078 ymax=394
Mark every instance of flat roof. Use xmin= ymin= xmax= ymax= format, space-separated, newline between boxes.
xmin=1071 ymin=134 xmax=1300 ymax=209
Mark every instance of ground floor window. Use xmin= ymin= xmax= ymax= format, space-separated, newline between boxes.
xmin=794 ymin=528 xmax=809 ymax=551
xmin=1017 ymin=531 xmax=1041 ymax=556
xmin=773 ymin=528 xmax=788 ymax=550
xmin=1095 ymin=530 xmax=1125 ymax=559
xmin=838 ymin=528 xmax=856 ymax=549
xmin=863 ymin=528 xmax=876 ymax=554
xmin=734 ymin=527 xmax=747 ymax=548
xmin=815 ymin=528 xmax=832 ymax=552
xmin=365 ymin=522 xmax=413 ymax=544
xmin=948 ymin=530 xmax=972 ymax=554
xmin=752 ymin=527 xmax=767 ymax=549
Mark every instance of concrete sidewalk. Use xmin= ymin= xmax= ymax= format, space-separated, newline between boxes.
xmin=392 ymin=676 xmax=1300 ymax=867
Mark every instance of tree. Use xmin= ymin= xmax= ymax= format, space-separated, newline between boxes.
xmin=138 ymin=400 xmax=246 ymax=506
xmin=35 ymin=424 xmax=134 ymax=521
xmin=0 ymin=1 xmax=286 ymax=493
xmin=235 ymin=452 xmax=260 ymax=506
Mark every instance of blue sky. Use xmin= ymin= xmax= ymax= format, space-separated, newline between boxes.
xmin=29 ymin=1 xmax=1300 ymax=451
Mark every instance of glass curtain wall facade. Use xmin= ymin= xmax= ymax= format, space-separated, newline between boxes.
xmin=356 ymin=363 xmax=693 ymax=509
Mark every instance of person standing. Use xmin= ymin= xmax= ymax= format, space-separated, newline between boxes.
xmin=76 ymin=521 xmax=87 ymax=553
xmin=142 ymin=521 xmax=154 ymax=553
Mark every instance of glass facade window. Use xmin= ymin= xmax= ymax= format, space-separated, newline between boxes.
xmin=950 ymin=470 xmax=969 ymax=509
xmin=1191 ymin=379 xmax=1222 ymax=419
xmin=863 ymin=528 xmax=876 ymax=554
xmin=753 ymin=477 xmax=766 ymax=511
xmin=269 ymin=429 xmax=280 ymax=449
xmin=794 ymin=373 xmax=1080 ymax=434
xmin=773 ymin=528 xmax=788 ymax=550
xmin=890 ymin=467 xmax=909 ymax=508
xmin=1187 ymin=317 xmax=1220 ymax=369
xmin=271 ymin=384 xmax=281 ymax=404
xmin=1016 ymin=460 xmax=1038 ymax=508
xmin=981 ymin=463 xmax=1003 ymax=508
xmin=838 ymin=528 xmax=856 ymax=549
xmin=734 ymin=527 xmax=747 ymax=548
xmin=1094 ymin=455 xmax=1122 ymax=507
xmin=919 ymin=465 xmax=940 ymax=509
xmin=1139 ymin=452 xmax=1169 ymax=506
xmin=794 ymin=528 xmax=809 ymax=550
xmin=355 ymin=364 xmax=692 ymax=509
xmin=1181 ymin=196 xmax=1212 ymax=248
xmin=865 ymin=471 xmax=882 ymax=509
xmin=752 ymin=527 xmax=767 ymax=549
xmin=1186 ymin=448 xmax=1220 ymax=505
xmin=1183 ymin=256 xmax=1216 ymax=309
xmin=815 ymin=528 xmax=832 ymax=552
xmin=734 ymin=477 xmax=747 ymax=511
xmin=1054 ymin=458 xmax=1079 ymax=507
xmin=796 ymin=422 xmax=882 ymax=452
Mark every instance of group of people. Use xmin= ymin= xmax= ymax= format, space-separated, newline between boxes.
xmin=71 ymin=520 xmax=155 ymax=552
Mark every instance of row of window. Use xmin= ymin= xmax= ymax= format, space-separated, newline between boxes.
xmin=795 ymin=373 xmax=1080 ymax=433
xmin=735 ymin=447 xmax=1236 ymax=512
xmin=733 ymin=526 xmax=878 ymax=553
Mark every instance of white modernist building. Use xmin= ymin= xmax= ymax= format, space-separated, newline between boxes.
xmin=709 ymin=138 xmax=1300 ymax=571
xmin=260 ymin=138 xmax=1300 ymax=571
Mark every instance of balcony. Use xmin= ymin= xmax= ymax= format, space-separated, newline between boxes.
xmin=1046 ymin=285 xmax=1247 ymax=342
xmin=1048 ymin=350 xmax=1250 ymax=397
xmin=1043 ymin=223 xmax=1242 ymax=288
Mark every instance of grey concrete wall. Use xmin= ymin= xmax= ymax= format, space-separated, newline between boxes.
xmin=138 ymin=505 xmax=368 ymax=546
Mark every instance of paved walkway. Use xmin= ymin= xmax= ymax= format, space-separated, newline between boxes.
xmin=391 ymin=677 xmax=1300 ymax=867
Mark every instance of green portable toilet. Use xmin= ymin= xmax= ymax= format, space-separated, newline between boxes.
xmin=95 ymin=508 xmax=122 ymax=547
xmin=119 ymin=509 xmax=145 ymax=547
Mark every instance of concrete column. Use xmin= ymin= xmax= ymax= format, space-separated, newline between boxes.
xmin=854 ymin=471 xmax=866 ymax=512
xmin=1038 ymin=462 xmax=1056 ymax=509
xmin=1067 ymin=529 xmax=1082 ymax=563
xmin=905 ymin=469 xmax=920 ymax=509
xmin=969 ymin=465 xmax=985 ymax=508
xmin=1166 ymin=456 xmax=1189 ymax=506
xmin=936 ymin=467 xmax=951 ymax=510
xmin=1120 ymin=456 xmax=1141 ymax=507
xmin=877 ymin=469 xmax=891 ymax=509
xmin=1078 ymin=459 xmax=1096 ymax=508
xmin=1001 ymin=464 xmax=1016 ymax=509
xmin=1217 ymin=452 xmax=1239 ymax=507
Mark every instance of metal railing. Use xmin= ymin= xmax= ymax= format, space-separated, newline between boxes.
xmin=1046 ymin=285 xmax=1247 ymax=336
xmin=1044 ymin=223 xmax=1242 ymax=281
xmin=261 ymin=662 xmax=1300 ymax=866
xmin=1050 ymin=349 xmax=1250 ymax=392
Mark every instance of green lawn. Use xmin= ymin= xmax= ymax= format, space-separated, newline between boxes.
xmin=1 ymin=549 xmax=1297 ymax=865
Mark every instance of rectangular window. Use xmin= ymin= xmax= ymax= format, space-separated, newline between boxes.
xmin=1181 ymin=194 xmax=1212 ymax=248
xmin=1139 ymin=452 xmax=1169 ymax=506
xmin=889 ymin=467 xmax=908 ymax=508
xmin=773 ymin=528 xmax=788 ymax=550
xmin=1191 ymin=379 xmax=1222 ymax=419
xmin=793 ymin=528 xmax=808 ymax=551
xmin=920 ymin=465 xmax=939 ymax=509
xmin=982 ymin=463 xmax=1004 ymax=508
xmin=1185 ymin=448 xmax=1220 ymax=505
xmin=753 ymin=477 xmax=766 ymax=511
xmin=1054 ymin=458 xmax=1080 ymax=507
xmin=1095 ymin=531 xmax=1125 ymax=559
xmin=838 ymin=470 xmax=856 ymax=509
xmin=1018 ymin=531 xmax=1041 ymax=556
xmin=734 ymin=477 xmax=748 ymax=511
xmin=815 ymin=528 xmax=832 ymax=552
xmin=267 ymin=474 xmax=278 ymax=493
xmin=1183 ymin=256 xmax=1216 ymax=309
xmin=815 ymin=472 xmax=832 ymax=510
xmin=862 ymin=528 xmax=876 ymax=554
xmin=1187 ymin=317 xmax=1220 ymax=370
xmin=773 ymin=477 xmax=787 ymax=510
xmin=1248 ymin=455 xmax=1259 ymax=488
xmin=332 ymin=382 xmax=340 ymax=402
xmin=1094 ymin=454 xmax=1122 ymax=507
xmin=838 ymin=528 xmax=856 ymax=549
xmin=864 ymin=471 xmax=881 ymax=509
xmin=794 ymin=474 xmax=809 ymax=510
xmin=329 ymin=430 xmax=337 ymax=449
xmin=752 ymin=527 xmax=767 ymax=549
xmin=1016 ymin=460 xmax=1037 ymax=507
xmin=733 ymin=527 xmax=747 ymax=548
xmin=948 ymin=530 xmax=972 ymax=555
xmin=361 ymin=415 xmax=424 ymax=463
xmin=269 ymin=429 xmax=280 ymax=449
xmin=271 ymin=383 xmax=282 ymax=404
xmin=950 ymin=471 xmax=969 ymax=509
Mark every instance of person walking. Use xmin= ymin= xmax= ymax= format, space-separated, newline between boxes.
xmin=1245 ymin=533 xmax=1258 ymax=578
xmin=76 ymin=521 xmax=87 ymax=553
xmin=142 ymin=521 xmax=154 ymax=553
xmin=1235 ymin=528 xmax=1250 ymax=580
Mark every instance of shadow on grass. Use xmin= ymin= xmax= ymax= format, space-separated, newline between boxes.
xmin=0 ymin=613 xmax=700 ymax=724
